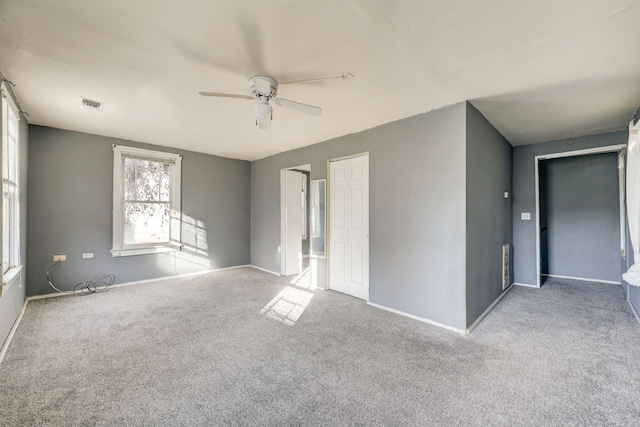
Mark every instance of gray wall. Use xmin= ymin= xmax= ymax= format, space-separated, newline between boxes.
xmin=512 ymin=131 xmax=627 ymax=286
xmin=251 ymin=102 xmax=469 ymax=330
xmin=465 ymin=103 xmax=512 ymax=328
xmin=0 ymin=96 xmax=28 ymax=349
xmin=27 ymin=126 xmax=250 ymax=296
xmin=540 ymin=154 xmax=620 ymax=282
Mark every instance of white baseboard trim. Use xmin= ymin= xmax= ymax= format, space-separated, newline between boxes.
xmin=249 ymin=265 xmax=281 ymax=276
xmin=27 ymin=291 xmax=72 ymax=301
xmin=367 ymin=301 xmax=466 ymax=335
xmin=628 ymin=298 xmax=640 ymax=325
xmin=110 ymin=265 xmax=253 ymax=290
xmin=28 ymin=265 xmax=253 ymax=301
xmin=542 ymin=274 xmax=620 ymax=285
xmin=0 ymin=299 xmax=28 ymax=365
xmin=466 ymin=284 xmax=514 ymax=334
xmin=514 ymin=282 xmax=539 ymax=289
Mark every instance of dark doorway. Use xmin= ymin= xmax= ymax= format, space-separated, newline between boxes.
xmin=539 ymin=153 xmax=620 ymax=284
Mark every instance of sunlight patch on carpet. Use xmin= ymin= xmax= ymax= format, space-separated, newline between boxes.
xmin=260 ymin=286 xmax=314 ymax=325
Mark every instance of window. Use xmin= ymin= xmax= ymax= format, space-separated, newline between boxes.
xmin=1 ymin=81 xmax=21 ymax=289
xmin=112 ymin=145 xmax=182 ymax=257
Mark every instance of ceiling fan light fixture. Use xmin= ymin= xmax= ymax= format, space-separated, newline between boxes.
xmin=255 ymin=101 xmax=272 ymax=117
xmin=200 ymin=74 xmax=323 ymax=129
xmin=255 ymin=100 xmax=272 ymax=129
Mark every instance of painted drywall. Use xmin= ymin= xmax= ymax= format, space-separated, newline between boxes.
xmin=251 ymin=103 xmax=468 ymax=330
xmin=27 ymin=126 xmax=250 ymax=296
xmin=465 ymin=103 xmax=512 ymax=328
xmin=512 ymin=131 xmax=627 ymax=286
xmin=0 ymin=100 xmax=28 ymax=349
xmin=539 ymin=154 xmax=620 ymax=282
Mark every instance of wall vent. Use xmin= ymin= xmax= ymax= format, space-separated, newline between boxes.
xmin=80 ymin=97 xmax=104 ymax=111
xmin=502 ymin=244 xmax=510 ymax=290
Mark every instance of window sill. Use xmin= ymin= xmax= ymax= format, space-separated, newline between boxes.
xmin=1 ymin=265 xmax=23 ymax=297
xmin=111 ymin=244 xmax=182 ymax=258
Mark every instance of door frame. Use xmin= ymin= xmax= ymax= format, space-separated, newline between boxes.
xmin=280 ymin=164 xmax=310 ymax=276
xmin=534 ymin=144 xmax=626 ymax=287
xmin=327 ymin=152 xmax=370 ymax=299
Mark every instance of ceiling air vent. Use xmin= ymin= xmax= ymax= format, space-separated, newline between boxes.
xmin=80 ymin=97 xmax=104 ymax=111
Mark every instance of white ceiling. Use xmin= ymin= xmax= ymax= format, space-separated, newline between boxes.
xmin=1 ymin=0 xmax=639 ymax=161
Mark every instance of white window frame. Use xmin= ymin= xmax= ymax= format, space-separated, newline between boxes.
xmin=1 ymin=81 xmax=22 ymax=293
xmin=111 ymin=145 xmax=182 ymax=257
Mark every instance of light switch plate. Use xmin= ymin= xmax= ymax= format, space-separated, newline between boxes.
xmin=521 ymin=212 xmax=531 ymax=220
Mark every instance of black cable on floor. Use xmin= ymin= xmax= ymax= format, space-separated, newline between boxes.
xmin=47 ymin=261 xmax=116 ymax=296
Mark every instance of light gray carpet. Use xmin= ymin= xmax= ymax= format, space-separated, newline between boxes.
xmin=1 ymin=269 xmax=639 ymax=426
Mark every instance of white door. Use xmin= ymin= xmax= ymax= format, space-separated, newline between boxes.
xmin=329 ymin=155 xmax=369 ymax=300
xmin=283 ymin=170 xmax=303 ymax=276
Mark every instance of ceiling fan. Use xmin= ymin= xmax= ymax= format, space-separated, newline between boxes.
xmin=199 ymin=73 xmax=354 ymax=129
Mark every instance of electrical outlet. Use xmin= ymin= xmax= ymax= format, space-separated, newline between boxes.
xmin=53 ymin=255 xmax=66 ymax=262
xmin=82 ymin=253 xmax=94 ymax=259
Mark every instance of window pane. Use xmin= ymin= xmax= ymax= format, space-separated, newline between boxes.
xmin=135 ymin=164 xmax=160 ymax=201
xmin=3 ymin=186 xmax=9 ymax=272
xmin=2 ymin=96 xmax=19 ymax=270
xmin=160 ymin=169 xmax=170 ymax=202
xmin=124 ymin=202 xmax=170 ymax=245
xmin=124 ymin=163 xmax=136 ymax=200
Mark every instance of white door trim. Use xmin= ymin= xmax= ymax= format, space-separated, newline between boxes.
xmin=534 ymin=144 xmax=626 ymax=287
xmin=280 ymin=164 xmax=310 ymax=276
xmin=328 ymin=151 xmax=370 ymax=163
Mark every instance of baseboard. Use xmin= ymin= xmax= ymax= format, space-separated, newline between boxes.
xmin=27 ymin=265 xmax=253 ymax=301
xmin=514 ymin=282 xmax=539 ymax=288
xmin=542 ymin=274 xmax=620 ymax=285
xmin=628 ymin=298 xmax=640 ymax=325
xmin=466 ymin=284 xmax=514 ymax=334
xmin=27 ymin=291 xmax=72 ymax=301
xmin=0 ymin=299 xmax=28 ymax=365
xmin=111 ymin=265 xmax=253 ymax=289
xmin=367 ymin=301 xmax=466 ymax=335
xmin=249 ymin=265 xmax=281 ymax=276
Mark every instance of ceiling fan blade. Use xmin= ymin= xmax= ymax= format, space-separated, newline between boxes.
xmin=279 ymin=72 xmax=355 ymax=85
xmin=199 ymin=92 xmax=253 ymax=100
xmin=274 ymin=98 xmax=322 ymax=116
xmin=256 ymin=114 xmax=271 ymax=129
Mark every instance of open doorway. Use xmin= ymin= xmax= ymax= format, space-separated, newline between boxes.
xmin=280 ymin=164 xmax=310 ymax=276
xmin=535 ymin=145 xmax=626 ymax=287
